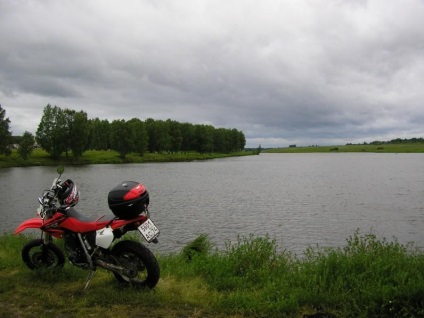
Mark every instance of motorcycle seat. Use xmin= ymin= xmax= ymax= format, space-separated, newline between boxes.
xmin=64 ymin=207 xmax=116 ymax=223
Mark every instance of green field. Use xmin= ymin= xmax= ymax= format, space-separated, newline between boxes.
xmin=1 ymin=231 xmax=423 ymax=317
xmin=264 ymin=143 xmax=424 ymax=153
xmin=0 ymin=149 xmax=255 ymax=168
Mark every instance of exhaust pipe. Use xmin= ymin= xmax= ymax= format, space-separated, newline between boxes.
xmin=94 ymin=259 xmax=136 ymax=278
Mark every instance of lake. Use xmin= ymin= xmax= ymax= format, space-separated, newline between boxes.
xmin=1 ymin=153 xmax=423 ymax=255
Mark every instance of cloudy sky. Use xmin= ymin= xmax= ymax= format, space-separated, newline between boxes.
xmin=1 ymin=0 xmax=424 ymax=148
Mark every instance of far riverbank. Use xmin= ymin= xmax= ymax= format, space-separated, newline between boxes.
xmin=264 ymin=142 xmax=424 ymax=153
xmin=2 ymin=143 xmax=423 ymax=168
xmin=0 ymin=149 xmax=255 ymax=168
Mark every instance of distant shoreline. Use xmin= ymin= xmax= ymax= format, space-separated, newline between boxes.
xmin=2 ymin=144 xmax=423 ymax=168
xmin=0 ymin=149 xmax=255 ymax=169
xmin=263 ymin=143 xmax=424 ymax=153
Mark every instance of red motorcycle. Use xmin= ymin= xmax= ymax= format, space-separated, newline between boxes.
xmin=14 ymin=166 xmax=160 ymax=289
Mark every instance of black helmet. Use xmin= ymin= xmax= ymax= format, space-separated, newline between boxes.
xmin=58 ymin=179 xmax=79 ymax=207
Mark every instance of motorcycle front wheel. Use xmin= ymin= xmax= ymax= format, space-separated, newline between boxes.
xmin=111 ymin=240 xmax=160 ymax=289
xmin=22 ymin=239 xmax=65 ymax=270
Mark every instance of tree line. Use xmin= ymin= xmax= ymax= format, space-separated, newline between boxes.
xmin=0 ymin=104 xmax=246 ymax=160
xmin=346 ymin=138 xmax=424 ymax=146
xmin=369 ymin=138 xmax=424 ymax=144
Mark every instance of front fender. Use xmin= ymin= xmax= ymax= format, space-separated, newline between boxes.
xmin=14 ymin=217 xmax=43 ymax=235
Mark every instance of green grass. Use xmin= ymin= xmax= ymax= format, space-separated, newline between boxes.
xmin=1 ymin=230 xmax=423 ymax=317
xmin=264 ymin=143 xmax=424 ymax=153
xmin=0 ymin=149 xmax=254 ymax=168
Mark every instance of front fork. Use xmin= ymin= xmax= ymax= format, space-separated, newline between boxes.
xmin=41 ymin=231 xmax=54 ymax=245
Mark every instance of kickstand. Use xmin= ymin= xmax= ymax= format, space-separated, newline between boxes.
xmin=84 ymin=270 xmax=95 ymax=290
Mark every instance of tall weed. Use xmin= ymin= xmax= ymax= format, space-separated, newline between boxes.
xmin=175 ymin=231 xmax=424 ymax=317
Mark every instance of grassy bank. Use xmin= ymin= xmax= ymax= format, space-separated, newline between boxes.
xmin=1 ymin=231 xmax=423 ymax=317
xmin=264 ymin=143 xmax=424 ymax=153
xmin=3 ymin=143 xmax=423 ymax=168
xmin=0 ymin=149 xmax=254 ymax=168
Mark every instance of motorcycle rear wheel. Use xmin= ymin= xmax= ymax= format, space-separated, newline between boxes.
xmin=111 ymin=240 xmax=160 ymax=289
xmin=22 ymin=239 xmax=65 ymax=270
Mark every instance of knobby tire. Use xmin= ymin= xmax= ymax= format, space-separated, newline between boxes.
xmin=22 ymin=239 xmax=65 ymax=270
xmin=111 ymin=240 xmax=160 ymax=289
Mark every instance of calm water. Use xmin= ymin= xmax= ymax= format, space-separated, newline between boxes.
xmin=1 ymin=153 xmax=423 ymax=255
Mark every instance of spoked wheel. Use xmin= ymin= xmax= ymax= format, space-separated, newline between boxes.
xmin=111 ymin=240 xmax=160 ymax=289
xmin=22 ymin=239 xmax=65 ymax=270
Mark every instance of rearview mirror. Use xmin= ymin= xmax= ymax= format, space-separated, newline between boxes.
xmin=57 ymin=165 xmax=64 ymax=175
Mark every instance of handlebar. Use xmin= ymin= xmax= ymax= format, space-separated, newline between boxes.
xmin=37 ymin=174 xmax=63 ymax=220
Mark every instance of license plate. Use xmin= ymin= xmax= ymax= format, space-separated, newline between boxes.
xmin=138 ymin=219 xmax=160 ymax=242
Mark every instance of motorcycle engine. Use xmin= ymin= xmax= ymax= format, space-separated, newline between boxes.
xmin=63 ymin=232 xmax=96 ymax=266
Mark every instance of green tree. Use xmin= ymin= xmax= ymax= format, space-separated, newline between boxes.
xmin=213 ymin=128 xmax=230 ymax=153
xmin=231 ymin=128 xmax=246 ymax=151
xmin=110 ymin=119 xmax=132 ymax=158
xmin=255 ymin=144 xmax=262 ymax=155
xmin=66 ymin=109 xmax=89 ymax=159
xmin=0 ymin=105 xmax=12 ymax=156
xmin=195 ymin=124 xmax=214 ymax=154
xmin=180 ymin=122 xmax=195 ymax=153
xmin=167 ymin=119 xmax=183 ymax=153
xmin=36 ymin=104 xmax=68 ymax=159
xmin=146 ymin=119 xmax=171 ymax=153
xmin=88 ymin=118 xmax=111 ymax=150
xmin=146 ymin=118 xmax=158 ymax=153
xmin=18 ymin=131 xmax=34 ymax=159
xmin=128 ymin=118 xmax=148 ymax=156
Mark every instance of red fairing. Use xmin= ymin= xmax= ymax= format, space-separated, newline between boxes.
xmin=15 ymin=215 xmax=67 ymax=238
xmin=15 ymin=217 xmax=44 ymax=235
xmin=57 ymin=214 xmax=148 ymax=233
xmin=15 ymin=212 xmax=149 ymax=236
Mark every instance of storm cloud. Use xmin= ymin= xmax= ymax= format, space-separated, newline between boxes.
xmin=1 ymin=0 xmax=424 ymax=147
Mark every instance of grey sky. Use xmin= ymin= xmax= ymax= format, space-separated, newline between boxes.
xmin=1 ymin=0 xmax=423 ymax=148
